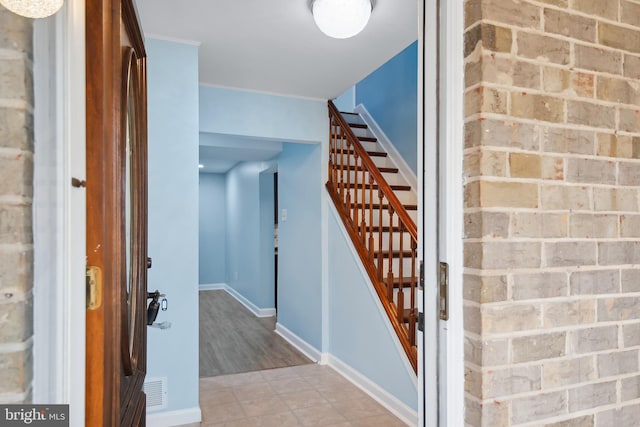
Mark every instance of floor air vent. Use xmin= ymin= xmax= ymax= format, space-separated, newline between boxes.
xmin=144 ymin=377 xmax=168 ymax=411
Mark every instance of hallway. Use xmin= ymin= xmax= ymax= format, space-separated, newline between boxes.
xmin=197 ymin=290 xmax=409 ymax=426
xmin=199 ymin=289 xmax=311 ymax=377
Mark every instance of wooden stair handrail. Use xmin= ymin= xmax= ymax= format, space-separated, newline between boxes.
xmin=326 ymin=101 xmax=418 ymax=373
xmin=328 ymin=101 xmax=417 ymax=240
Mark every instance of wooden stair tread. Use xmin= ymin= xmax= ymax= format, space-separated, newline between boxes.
xmin=333 ymin=149 xmax=386 ymax=157
xmin=339 ymin=165 xmax=399 ymax=173
xmin=344 ymin=183 xmax=411 ymax=191
xmin=347 ymin=122 xmax=368 ymax=129
xmin=402 ymin=308 xmax=418 ymax=323
xmin=358 ymin=136 xmax=377 ymax=142
xmin=338 ymin=149 xmax=387 ymax=157
xmin=374 ymin=249 xmax=415 ymax=258
xmin=370 ymin=226 xmax=405 ymax=233
xmin=383 ymin=276 xmax=419 ymax=288
xmin=354 ymin=202 xmax=417 ymax=211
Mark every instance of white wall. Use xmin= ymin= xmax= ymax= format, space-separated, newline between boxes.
xmin=146 ymin=38 xmax=200 ymax=419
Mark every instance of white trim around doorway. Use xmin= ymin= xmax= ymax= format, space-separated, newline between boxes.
xmin=32 ymin=2 xmax=86 ymax=425
xmin=436 ymin=0 xmax=466 ymax=426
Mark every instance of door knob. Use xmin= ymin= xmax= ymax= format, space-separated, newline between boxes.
xmin=147 ymin=257 xmax=152 ymax=269
xmin=146 ymin=290 xmax=165 ymax=325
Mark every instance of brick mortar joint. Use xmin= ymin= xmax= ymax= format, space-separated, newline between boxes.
xmin=0 ymin=148 xmax=35 ymax=158
xmin=0 ymin=243 xmax=34 ymax=252
xmin=463 ymin=112 xmax=640 ymax=138
xmin=464 ymin=233 xmax=640 ymax=241
xmin=0 ymin=99 xmax=34 ymax=112
xmin=465 ymin=81 xmax=640 ymax=111
xmin=0 ymin=336 xmax=33 ymax=354
xmin=465 ymin=11 xmax=640 ymax=41
xmin=464 ymin=175 xmax=640 ymax=188
xmin=0 ymin=49 xmax=32 ymax=61
xmin=469 ymin=294 xmax=640 ymax=308
xmin=463 ymin=145 xmax=640 ymax=164
xmin=466 ymin=0 xmax=640 ymax=30
xmin=465 ymin=48 xmax=632 ymax=77
xmin=469 ymin=324 xmax=640 ymax=342
xmin=464 ymin=265 xmax=640 ymax=275
xmin=471 ymin=391 xmax=629 ymax=413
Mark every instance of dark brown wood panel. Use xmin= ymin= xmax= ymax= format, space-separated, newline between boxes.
xmin=85 ymin=0 xmax=148 ymax=425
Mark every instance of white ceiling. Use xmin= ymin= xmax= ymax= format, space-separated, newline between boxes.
xmin=136 ymin=0 xmax=417 ymax=174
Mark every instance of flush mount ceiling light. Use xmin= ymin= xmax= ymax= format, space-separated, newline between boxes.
xmin=312 ymin=0 xmax=372 ymax=39
xmin=0 ymin=0 xmax=63 ymax=18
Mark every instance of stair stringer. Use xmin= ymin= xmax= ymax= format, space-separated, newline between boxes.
xmin=327 ymin=201 xmax=418 ymax=410
xmin=354 ymin=103 xmax=418 ymax=192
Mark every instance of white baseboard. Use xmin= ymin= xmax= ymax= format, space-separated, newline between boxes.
xmin=275 ymin=322 xmax=322 ymax=363
xmin=355 ymin=104 xmax=417 ymax=192
xmin=146 ymin=406 xmax=201 ymax=427
xmin=327 ymin=203 xmax=418 ymax=381
xmin=199 ymin=283 xmax=276 ymax=317
xmin=199 ymin=283 xmax=226 ymax=291
xmin=327 ymin=355 xmax=418 ymax=427
xmin=225 ymin=286 xmax=276 ymax=317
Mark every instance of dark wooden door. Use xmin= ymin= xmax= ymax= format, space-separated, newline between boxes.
xmin=85 ymin=0 xmax=149 ymax=425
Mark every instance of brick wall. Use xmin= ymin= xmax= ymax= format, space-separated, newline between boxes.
xmin=464 ymin=0 xmax=640 ymax=425
xmin=0 ymin=6 xmax=34 ymax=403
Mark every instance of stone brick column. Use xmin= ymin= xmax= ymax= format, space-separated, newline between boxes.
xmin=463 ymin=0 xmax=640 ymax=425
xmin=0 ymin=6 xmax=34 ymax=403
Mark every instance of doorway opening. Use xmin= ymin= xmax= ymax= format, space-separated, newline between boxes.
xmin=197 ymin=143 xmax=320 ymax=378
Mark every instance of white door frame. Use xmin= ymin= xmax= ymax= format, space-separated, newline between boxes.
xmin=420 ymin=0 xmax=465 ymax=426
xmin=32 ymin=1 xmax=86 ymax=425
xmin=418 ymin=0 xmax=438 ymax=426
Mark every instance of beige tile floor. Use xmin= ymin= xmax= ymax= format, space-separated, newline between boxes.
xmin=199 ymin=364 xmax=409 ymax=426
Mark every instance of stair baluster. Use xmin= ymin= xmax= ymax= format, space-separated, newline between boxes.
xmin=325 ymin=101 xmax=418 ymax=373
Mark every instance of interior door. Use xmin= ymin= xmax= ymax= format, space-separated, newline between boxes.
xmin=85 ymin=0 xmax=149 ymax=425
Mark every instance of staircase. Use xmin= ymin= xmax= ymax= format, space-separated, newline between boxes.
xmin=325 ymin=101 xmax=418 ymax=373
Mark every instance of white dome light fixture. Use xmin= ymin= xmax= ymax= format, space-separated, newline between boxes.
xmin=0 ymin=0 xmax=64 ymax=18
xmin=312 ymin=0 xmax=372 ymax=39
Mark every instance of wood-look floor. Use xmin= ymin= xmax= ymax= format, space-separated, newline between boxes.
xmin=199 ymin=290 xmax=312 ymax=378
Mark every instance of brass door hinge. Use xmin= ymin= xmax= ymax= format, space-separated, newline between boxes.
xmin=439 ymin=262 xmax=449 ymax=321
xmin=86 ymin=266 xmax=103 ymax=310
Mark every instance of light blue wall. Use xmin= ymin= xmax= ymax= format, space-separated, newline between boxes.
xmin=225 ymin=161 xmax=275 ymax=309
xmin=277 ymin=143 xmax=323 ymax=350
xmin=146 ymin=38 xmax=200 ymax=413
xmin=199 ymin=173 xmax=227 ymax=284
xmin=328 ymin=210 xmax=418 ymax=410
xmin=356 ymin=41 xmax=418 ymax=173
xmin=199 ymin=85 xmax=327 ymax=346
xmin=333 ymin=86 xmax=355 ymax=112
xmin=199 ymin=85 xmax=327 ymax=143
xmin=259 ymin=170 xmax=276 ymax=309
